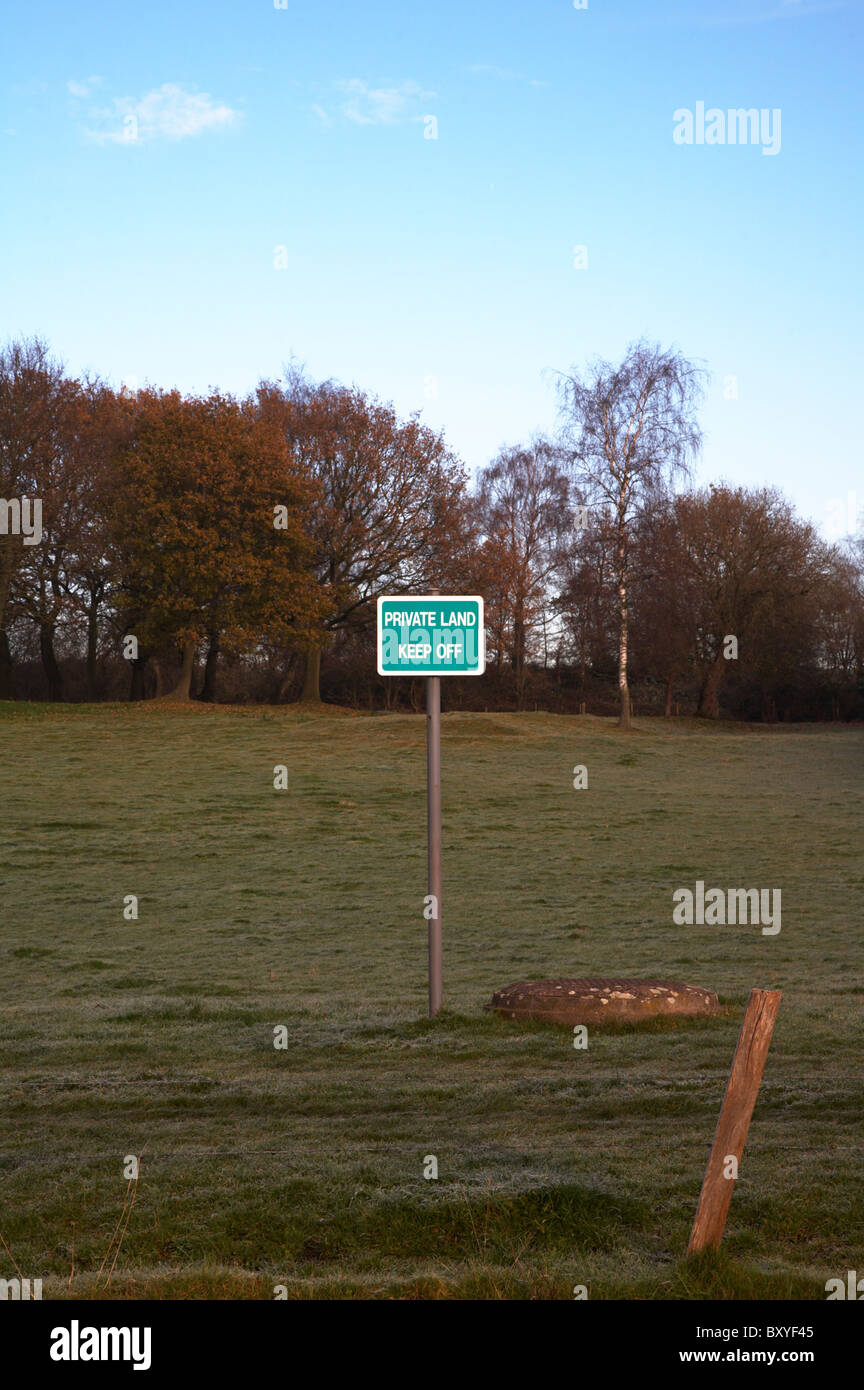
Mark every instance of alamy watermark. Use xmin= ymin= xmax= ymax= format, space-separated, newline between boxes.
xmin=50 ymin=1322 xmax=151 ymax=1370
xmin=672 ymin=881 xmax=781 ymax=935
xmin=673 ymin=103 xmax=781 ymax=156
xmin=826 ymin=1270 xmax=864 ymax=1299
xmin=1 ymin=1276 xmax=42 ymax=1300
xmin=0 ymin=496 xmax=42 ymax=545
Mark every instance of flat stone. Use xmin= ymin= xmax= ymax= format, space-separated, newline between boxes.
xmin=486 ymin=977 xmax=721 ymax=1026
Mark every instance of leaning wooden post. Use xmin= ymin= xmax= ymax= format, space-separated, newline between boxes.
xmin=687 ymin=988 xmax=781 ymax=1255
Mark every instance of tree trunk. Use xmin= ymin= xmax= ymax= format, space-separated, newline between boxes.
xmin=617 ymin=566 xmax=631 ymax=729
xmin=0 ymin=628 xmax=14 ymax=699
xmin=698 ymin=650 xmax=726 ymax=718
xmin=129 ymin=654 xmax=150 ymax=700
xmin=271 ymin=651 xmax=300 ymax=703
xmin=0 ymin=539 xmax=16 ymax=638
xmin=166 ymin=640 xmax=197 ymax=700
xmin=301 ymin=647 xmax=322 ymax=703
xmin=86 ymin=606 xmax=99 ymax=700
xmin=199 ymin=634 xmax=220 ymax=702
xmin=664 ymin=673 xmax=674 ymax=718
xmin=513 ymin=608 xmax=526 ymax=710
xmin=40 ymin=621 xmax=64 ymax=702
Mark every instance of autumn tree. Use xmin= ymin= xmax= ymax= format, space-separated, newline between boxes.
xmin=627 ymin=493 xmax=698 ymax=715
xmin=62 ymin=383 xmax=127 ymax=698
xmin=556 ymin=341 xmax=706 ymax=727
xmin=108 ymin=389 xmax=322 ymax=700
xmin=256 ymin=373 xmax=469 ymax=702
xmin=675 ymin=485 xmax=822 ymax=718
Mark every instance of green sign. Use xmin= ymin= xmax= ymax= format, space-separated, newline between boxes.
xmin=377 ymin=595 xmax=485 ymax=676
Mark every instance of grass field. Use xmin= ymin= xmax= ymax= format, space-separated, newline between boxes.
xmin=1 ymin=702 xmax=862 ymax=1300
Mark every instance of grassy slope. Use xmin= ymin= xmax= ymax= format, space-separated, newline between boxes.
xmin=0 ymin=702 xmax=862 ymax=1299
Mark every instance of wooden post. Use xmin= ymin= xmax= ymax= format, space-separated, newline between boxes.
xmin=687 ymin=988 xmax=781 ymax=1255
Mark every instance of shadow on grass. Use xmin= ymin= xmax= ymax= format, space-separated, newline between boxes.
xmin=59 ymin=1247 xmax=827 ymax=1301
xmin=357 ymin=1008 xmax=733 ymax=1042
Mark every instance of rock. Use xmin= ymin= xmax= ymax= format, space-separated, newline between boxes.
xmin=486 ymin=977 xmax=721 ymax=1027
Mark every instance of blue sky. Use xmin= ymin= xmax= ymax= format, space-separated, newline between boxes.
xmin=2 ymin=0 xmax=861 ymax=537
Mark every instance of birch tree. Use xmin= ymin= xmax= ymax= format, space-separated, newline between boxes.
xmin=556 ymin=341 xmax=705 ymax=727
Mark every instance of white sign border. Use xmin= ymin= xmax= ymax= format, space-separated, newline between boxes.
xmin=376 ymin=594 xmax=486 ymax=677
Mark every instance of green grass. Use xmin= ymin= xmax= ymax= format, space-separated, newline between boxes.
xmin=0 ymin=701 xmax=862 ymax=1299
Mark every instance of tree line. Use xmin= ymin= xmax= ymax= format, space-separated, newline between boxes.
xmin=1 ymin=336 xmax=861 ymax=722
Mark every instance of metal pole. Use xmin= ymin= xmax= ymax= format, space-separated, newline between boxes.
xmin=426 ymin=673 xmax=442 ymax=1016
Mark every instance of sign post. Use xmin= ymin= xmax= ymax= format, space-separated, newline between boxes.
xmin=377 ymin=594 xmax=485 ymax=1016
xmin=426 ymin=671 xmax=442 ymax=1016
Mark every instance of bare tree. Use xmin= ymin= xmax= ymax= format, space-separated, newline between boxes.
xmin=0 ymin=338 xmax=67 ymax=697
xmin=556 ymin=341 xmax=706 ymax=727
xmin=555 ymin=511 xmax=618 ymax=700
xmin=474 ymin=438 xmax=572 ymax=706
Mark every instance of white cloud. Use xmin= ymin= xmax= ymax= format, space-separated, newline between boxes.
xmin=335 ymin=79 xmax=434 ymax=126
xmin=87 ymin=83 xmax=240 ymax=144
xmin=67 ymin=76 xmax=102 ymax=99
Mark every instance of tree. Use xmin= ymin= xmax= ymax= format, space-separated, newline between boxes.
xmin=108 ymin=389 xmax=322 ymax=700
xmin=64 ymin=383 xmax=126 ymax=699
xmin=474 ymin=439 xmax=572 ymax=706
xmin=11 ymin=377 xmax=121 ymax=701
xmin=0 ymin=338 xmax=68 ymax=697
xmin=628 ymin=493 xmax=698 ymax=715
xmin=556 ymin=510 xmax=618 ymax=699
xmin=257 ymin=373 xmax=469 ymax=702
xmin=556 ymin=341 xmax=706 ymax=727
xmin=675 ymin=485 xmax=822 ymax=718
xmin=816 ymin=544 xmax=864 ymax=715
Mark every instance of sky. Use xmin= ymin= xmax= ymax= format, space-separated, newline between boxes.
xmin=1 ymin=0 xmax=861 ymax=539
